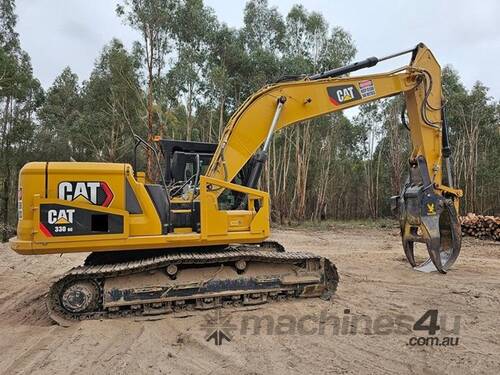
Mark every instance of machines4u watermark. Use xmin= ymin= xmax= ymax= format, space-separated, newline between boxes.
xmin=406 ymin=309 xmax=460 ymax=347
xmin=200 ymin=308 xmax=461 ymax=347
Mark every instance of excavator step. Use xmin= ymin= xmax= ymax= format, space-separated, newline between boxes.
xmin=47 ymin=243 xmax=338 ymax=326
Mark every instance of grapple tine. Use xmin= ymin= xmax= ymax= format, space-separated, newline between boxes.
xmin=402 ymin=240 xmax=416 ymax=267
xmin=421 ymin=216 xmax=446 ymax=273
xmin=425 ymin=240 xmax=446 ymax=274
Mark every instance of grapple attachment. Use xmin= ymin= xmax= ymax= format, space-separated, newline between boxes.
xmin=392 ymin=156 xmax=461 ymax=273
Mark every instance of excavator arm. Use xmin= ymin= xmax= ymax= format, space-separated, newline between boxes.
xmin=206 ymin=43 xmax=462 ymax=273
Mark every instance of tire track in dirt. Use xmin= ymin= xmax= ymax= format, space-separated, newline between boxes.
xmin=0 ymin=228 xmax=499 ymax=374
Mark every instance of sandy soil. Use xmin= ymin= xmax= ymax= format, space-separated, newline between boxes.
xmin=0 ymin=226 xmax=499 ymax=375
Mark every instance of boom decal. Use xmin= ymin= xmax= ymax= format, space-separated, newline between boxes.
xmin=327 ymin=85 xmax=362 ymax=106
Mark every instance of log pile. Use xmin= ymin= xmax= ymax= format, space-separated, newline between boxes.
xmin=460 ymin=213 xmax=500 ymax=241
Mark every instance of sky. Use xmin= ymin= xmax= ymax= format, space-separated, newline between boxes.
xmin=15 ymin=0 xmax=500 ymax=101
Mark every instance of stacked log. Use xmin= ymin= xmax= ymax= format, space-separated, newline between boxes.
xmin=460 ymin=213 xmax=500 ymax=241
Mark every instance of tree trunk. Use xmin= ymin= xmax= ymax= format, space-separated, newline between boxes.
xmin=186 ymin=82 xmax=193 ymax=141
xmin=1 ymin=97 xmax=12 ymax=241
xmin=208 ymin=107 xmax=214 ymax=142
xmin=1 ymin=164 xmax=10 ymax=242
xmin=218 ymin=93 xmax=225 ymax=141
xmin=146 ymin=39 xmax=155 ymax=180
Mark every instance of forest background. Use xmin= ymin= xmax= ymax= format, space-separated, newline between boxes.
xmin=1 ymin=0 xmax=498 ymax=240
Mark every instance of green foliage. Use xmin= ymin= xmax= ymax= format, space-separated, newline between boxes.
xmin=36 ymin=39 xmax=144 ymax=164
xmin=0 ymin=0 xmax=43 ymax=239
xmin=0 ymin=0 xmax=18 ymax=51
xmin=442 ymin=66 xmax=499 ymax=213
xmin=79 ymin=39 xmax=143 ymax=162
xmin=243 ymin=0 xmax=285 ymax=53
xmin=0 ymin=0 xmax=498 ymax=237
xmin=37 ymin=67 xmax=82 ymax=160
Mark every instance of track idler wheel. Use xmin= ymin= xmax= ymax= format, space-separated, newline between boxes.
xmin=48 ymin=278 xmax=101 ymax=326
xmin=60 ymin=280 xmax=100 ymax=313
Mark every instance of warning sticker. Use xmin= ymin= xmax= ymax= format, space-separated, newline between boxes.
xmin=359 ymin=80 xmax=376 ymax=98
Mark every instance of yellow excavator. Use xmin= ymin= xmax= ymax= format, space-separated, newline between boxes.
xmin=10 ymin=43 xmax=462 ymax=325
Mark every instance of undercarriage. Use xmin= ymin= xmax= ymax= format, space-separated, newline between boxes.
xmin=48 ymin=242 xmax=339 ymax=326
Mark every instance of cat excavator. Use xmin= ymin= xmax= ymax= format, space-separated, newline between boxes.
xmin=10 ymin=43 xmax=462 ymax=325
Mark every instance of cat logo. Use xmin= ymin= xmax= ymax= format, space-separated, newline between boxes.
xmin=337 ymin=87 xmax=354 ymax=102
xmin=58 ymin=181 xmax=114 ymax=207
xmin=327 ymin=85 xmax=362 ymax=106
xmin=426 ymin=203 xmax=436 ymax=215
xmin=48 ymin=208 xmax=75 ymax=225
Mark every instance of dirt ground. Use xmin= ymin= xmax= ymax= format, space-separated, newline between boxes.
xmin=0 ymin=226 xmax=499 ymax=375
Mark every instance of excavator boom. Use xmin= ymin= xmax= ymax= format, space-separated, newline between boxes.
xmin=205 ymin=42 xmax=462 ymax=273
xmin=208 ymin=44 xmax=439 ymax=186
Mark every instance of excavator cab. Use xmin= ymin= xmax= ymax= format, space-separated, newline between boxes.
xmin=159 ymin=139 xmax=217 ymax=190
xmin=156 ymin=138 xmax=255 ymax=210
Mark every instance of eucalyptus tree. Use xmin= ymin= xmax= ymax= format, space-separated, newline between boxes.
xmin=241 ymin=0 xmax=285 ymax=90
xmin=205 ymin=24 xmax=251 ymax=141
xmin=79 ymin=39 xmax=143 ymax=163
xmin=116 ymin=0 xmax=176 ymax=176
xmin=0 ymin=0 xmax=43 ymax=239
xmin=167 ymin=0 xmax=217 ymax=141
xmin=37 ymin=68 xmax=83 ymax=160
xmin=275 ymin=4 xmax=357 ymax=221
xmin=442 ymin=67 xmax=499 ymax=213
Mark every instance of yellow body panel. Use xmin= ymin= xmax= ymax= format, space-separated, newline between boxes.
xmin=11 ymin=163 xmax=268 ymax=255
